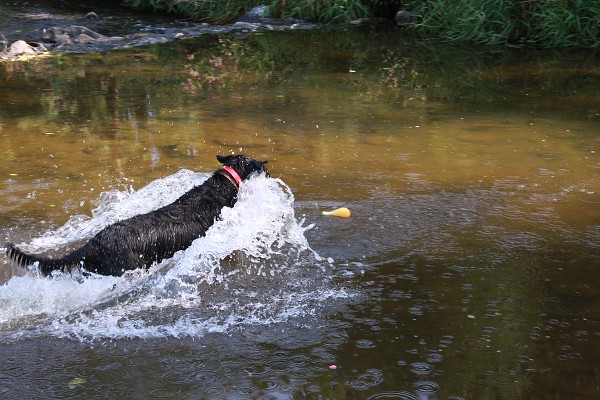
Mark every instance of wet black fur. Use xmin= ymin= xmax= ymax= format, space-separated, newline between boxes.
xmin=5 ymin=154 xmax=269 ymax=277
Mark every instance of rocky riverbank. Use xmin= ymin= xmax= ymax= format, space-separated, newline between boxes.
xmin=0 ymin=4 xmax=320 ymax=61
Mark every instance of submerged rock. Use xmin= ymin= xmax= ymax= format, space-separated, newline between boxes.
xmin=41 ymin=26 xmax=108 ymax=47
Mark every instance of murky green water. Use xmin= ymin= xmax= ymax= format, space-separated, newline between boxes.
xmin=1 ymin=18 xmax=600 ymax=400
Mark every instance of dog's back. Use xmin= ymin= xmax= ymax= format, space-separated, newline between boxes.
xmin=6 ymin=177 xmax=232 ymax=276
xmin=5 ymin=154 xmax=269 ymax=276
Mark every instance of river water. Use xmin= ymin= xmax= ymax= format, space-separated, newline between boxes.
xmin=1 ymin=3 xmax=600 ymax=399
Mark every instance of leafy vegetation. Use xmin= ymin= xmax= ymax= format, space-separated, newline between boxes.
xmin=406 ymin=0 xmax=599 ymax=47
xmin=527 ymin=0 xmax=599 ymax=47
xmin=123 ymin=0 xmax=260 ymax=23
xmin=406 ymin=0 xmax=522 ymax=45
xmin=123 ymin=0 xmax=598 ymax=47
xmin=269 ymin=0 xmax=370 ymax=22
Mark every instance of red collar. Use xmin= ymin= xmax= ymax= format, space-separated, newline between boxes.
xmin=218 ymin=166 xmax=243 ymax=190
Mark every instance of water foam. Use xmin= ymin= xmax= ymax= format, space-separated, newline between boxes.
xmin=0 ymin=170 xmax=347 ymax=341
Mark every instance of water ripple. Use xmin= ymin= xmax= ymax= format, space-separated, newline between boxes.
xmin=355 ymin=339 xmax=377 ymax=349
xmin=414 ymin=380 xmax=441 ymax=399
xmin=367 ymin=391 xmax=419 ymax=400
xmin=410 ymin=361 xmax=433 ymax=376
xmin=347 ymin=368 xmax=384 ymax=391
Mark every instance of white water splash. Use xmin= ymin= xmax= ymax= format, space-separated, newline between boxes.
xmin=0 ymin=170 xmax=349 ymax=341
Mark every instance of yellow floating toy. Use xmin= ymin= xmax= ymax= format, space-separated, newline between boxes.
xmin=322 ymin=207 xmax=351 ymax=218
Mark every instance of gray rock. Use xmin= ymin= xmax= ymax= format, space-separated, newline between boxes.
xmin=0 ymin=40 xmax=48 ymax=60
xmin=8 ymin=40 xmax=36 ymax=55
xmin=75 ymin=33 xmax=96 ymax=44
xmin=394 ymin=10 xmax=414 ymax=26
xmin=41 ymin=26 xmax=107 ymax=47
xmin=237 ymin=5 xmax=271 ymax=22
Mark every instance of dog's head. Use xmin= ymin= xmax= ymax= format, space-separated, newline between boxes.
xmin=216 ymin=154 xmax=269 ymax=180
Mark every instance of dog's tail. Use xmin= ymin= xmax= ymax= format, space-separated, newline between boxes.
xmin=5 ymin=243 xmax=82 ymax=276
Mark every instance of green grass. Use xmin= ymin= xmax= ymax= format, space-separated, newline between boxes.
xmin=124 ymin=0 xmax=599 ymax=48
xmin=408 ymin=0 xmax=519 ymax=45
xmin=406 ymin=0 xmax=599 ymax=47
xmin=124 ymin=0 xmax=262 ymax=23
xmin=528 ymin=0 xmax=599 ymax=47
xmin=269 ymin=0 xmax=370 ymax=22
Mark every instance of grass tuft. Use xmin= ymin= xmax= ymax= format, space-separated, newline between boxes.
xmin=406 ymin=0 xmax=599 ymax=47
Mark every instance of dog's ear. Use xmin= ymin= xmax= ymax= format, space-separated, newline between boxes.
xmin=216 ymin=155 xmax=231 ymax=164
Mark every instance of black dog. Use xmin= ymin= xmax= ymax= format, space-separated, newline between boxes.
xmin=6 ymin=154 xmax=269 ymax=276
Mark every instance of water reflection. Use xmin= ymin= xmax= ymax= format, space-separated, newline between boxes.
xmin=0 ymin=26 xmax=599 ymax=399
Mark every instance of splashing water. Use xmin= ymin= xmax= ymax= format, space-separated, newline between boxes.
xmin=26 ymin=169 xmax=205 ymax=251
xmin=0 ymin=170 xmax=347 ymax=341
